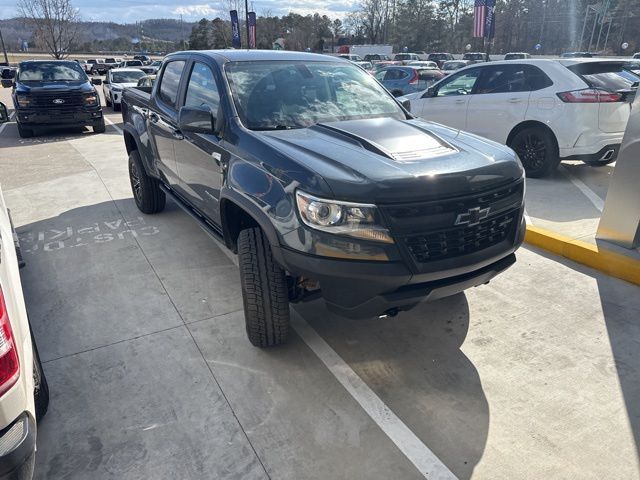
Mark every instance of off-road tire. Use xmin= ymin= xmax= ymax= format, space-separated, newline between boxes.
xmin=105 ymin=95 xmax=112 ymax=107
xmin=93 ymin=118 xmax=106 ymax=134
xmin=32 ymin=334 xmax=49 ymax=422
xmin=113 ymin=102 xmax=121 ymax=112
xmin=509 ymin=126 xmax=560 ymax=178
xmin=238 ymin=227 xmax=290 ymax=347
xmin=17 ymin=123 xmax=33 ymax=139
xmin=128 ymin=150 xmax=165 ymax=214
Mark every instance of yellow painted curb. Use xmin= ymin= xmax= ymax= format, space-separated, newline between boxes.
xmin=524 ymin=225 xmax=640 ymax=286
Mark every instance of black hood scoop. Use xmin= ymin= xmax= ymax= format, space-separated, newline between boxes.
xmin=312 ymin=118 xmax=458 ymax=162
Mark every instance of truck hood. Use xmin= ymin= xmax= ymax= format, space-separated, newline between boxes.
xmin=15 ymin=80 xmax=93 ymax=94
xmin=257 ymin=117 xmax=523 ymax=203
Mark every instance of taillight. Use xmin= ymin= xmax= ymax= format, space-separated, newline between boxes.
xmin=557 ymin=88 xmax=622 ymax=103
xmin=408 ymin=70 xmax=419 ymax=85
xmin=0 ymin=289 xmax=20 ymax=397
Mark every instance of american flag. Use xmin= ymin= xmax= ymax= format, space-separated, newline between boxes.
xmin=474 ymin=0 xmax=496 ymax=38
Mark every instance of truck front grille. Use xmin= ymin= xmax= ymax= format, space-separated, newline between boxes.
xmin=380 ymin=180 xmax=523 ymax=265
xmin=30 ymin=93 xmax=85 ymax=109
xmin=404 ymin=209 xmax=518 ymax=263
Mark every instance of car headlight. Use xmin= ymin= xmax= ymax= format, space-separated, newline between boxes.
xmin=84 ymin=93 xmax=99 ymax=106
xmin=16 ymin=94 xmax=30 ymax=108
xmin=295 ymin=191 xmax=394 ymax=244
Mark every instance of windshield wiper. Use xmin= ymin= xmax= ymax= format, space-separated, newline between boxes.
xmin=253 ymin=125 xmax=300 ymax=131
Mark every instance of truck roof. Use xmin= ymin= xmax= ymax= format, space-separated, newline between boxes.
xmin=169 ymin=49 xmax=341 ymax=63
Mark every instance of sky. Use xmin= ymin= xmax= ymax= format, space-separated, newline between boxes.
xmin=0 ymin=0 xmax=357 ymax=22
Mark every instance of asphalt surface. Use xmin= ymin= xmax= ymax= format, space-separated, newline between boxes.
xmin=1 ymin=85 xmax=639 ymax=479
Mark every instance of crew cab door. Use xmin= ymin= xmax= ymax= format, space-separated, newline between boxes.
xmin=173 ymin=61 xmax=227 ymax=225
xmin=148 ymin=59 xmax=186 ymax=189
xmin=419 ymin=67 xmax=482 ymax=131
xmin=466 ymin=64 xmax=532 ymax=143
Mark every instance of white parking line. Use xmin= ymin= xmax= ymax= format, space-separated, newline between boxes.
xmin=104 ymin=117 xmax=123 ymax=135
xmin=0 ymin=112 xmax=15 ymax=135
xmin=202 ymin=227 xmax=457 ymax=479
xmin=292 ymin=313 xmax=458 ymax=480
xmin=559 ymin=166 xmax=604 ymax=212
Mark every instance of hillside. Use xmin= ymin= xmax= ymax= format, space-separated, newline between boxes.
xmin=0 ymin=17 xmax=197 ymax=50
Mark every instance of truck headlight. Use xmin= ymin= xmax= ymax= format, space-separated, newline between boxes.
xmin=295 ymin=191 xmax=394 ymax=244
xmin=84 ymin=94 xmax=99 ymax=106
xmin=16 ymin=95 xmax=30 ymax=108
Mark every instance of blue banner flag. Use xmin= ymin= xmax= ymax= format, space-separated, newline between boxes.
xmin=230 ymin=10 xmax=241 ymax=48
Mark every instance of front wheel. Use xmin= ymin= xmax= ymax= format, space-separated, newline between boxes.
xmin=238 ymin=227 xmax=290 ymax=347
xmin=17 ymin=123 xmax=34 ymax=138
xmin=113 ymin=102 xmax=121 ymax=112
xmin=93 ymin=118 xmax=106 ymax=133
xmin=509 ymin=127 xmax=559 ymax=178
xmin=128 ymin=150 xmax=165 ymax=214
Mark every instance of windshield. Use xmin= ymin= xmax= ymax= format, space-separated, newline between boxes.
xmin=126 ymin=61 xmax=143 ymax=66
xmin=18 ymin=62 xmax=86 ymax=82
xmin=112 ymin=71 xmax=146 ymax=83
xmin=225 ymin=61 xmax=405 ymax=131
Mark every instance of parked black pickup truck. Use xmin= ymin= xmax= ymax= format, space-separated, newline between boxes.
xmin=12 ymin=60 xmax=105 ymax=138
xmin=121 ymin=50 xmax=526 ymax=347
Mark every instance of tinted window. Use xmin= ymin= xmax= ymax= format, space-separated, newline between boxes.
xmin=524 ymin=65 xmax=553 ymax=90
xmin=383 ymin=69 xmax=408 ymax=81
xmin=185 ymin=62 xmax=219 ymax=112
xmin=159 ymin=60 xmax=186 ymax=108
xmin=568 ymin=63 xmax=640 ymax=90
xmin=111 ymin=70 xmax=145 ymax=83
xmin=435 ymin=69 xmax=481 ymax=96
xmin=476 ymin=65 xmax=529 ymax=94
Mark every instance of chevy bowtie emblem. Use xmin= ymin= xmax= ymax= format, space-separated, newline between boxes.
xmin=455 ymin=207 xmax=490 ymax=226
xmin=52 ymin=99 xmax=65 ymax=104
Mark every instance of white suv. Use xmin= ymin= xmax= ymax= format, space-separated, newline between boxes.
xmin=0 ymin=103 xmax=49 ymax=480
xmin=103 ymin=68 xmax=146 ymax=111
xmin=401 ymin=59 xmax=639 ymax=177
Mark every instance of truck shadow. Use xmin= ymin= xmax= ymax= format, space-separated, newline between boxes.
xmin=294 ymin=294 xmax=488 ymax=480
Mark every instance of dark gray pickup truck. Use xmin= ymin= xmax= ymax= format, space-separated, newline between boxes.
xmin=121 ymin=50 xmax=526 ymax=347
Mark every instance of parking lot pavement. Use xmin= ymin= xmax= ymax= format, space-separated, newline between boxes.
xmin=1 ymin=89 xmax=640 ymax=479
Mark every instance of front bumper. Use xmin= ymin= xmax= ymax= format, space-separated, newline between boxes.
xmin=277 ymin=217 xmax=525 ymax=319
xmin=16 ymin=107 xmax=103 ymax=127
xmin=0 ymin=413 xmax=35 ymax=480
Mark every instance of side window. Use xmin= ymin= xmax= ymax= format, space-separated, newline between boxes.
xmin=435 ymin=69 xmax=481 ymax=96
xmin=184 ymin=62 xmax=220 ymax=112
xmin=524 ymin=65 xmax=553 ymax=90
xmin=158 ymin=60 xmax=186 ymax=108
xmin=476 ymin=65 xmax=530 ymax=94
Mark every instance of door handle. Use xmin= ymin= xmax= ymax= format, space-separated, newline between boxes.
xmin=455 ymin=99 xmax=466 ymax=104
xmin=172 ymin=129 xmax=184 ymax=141
xmin=148 ymin=112 xmax=159 ymax=124
xmin=508 ymin=98 xmax=523 ymax=103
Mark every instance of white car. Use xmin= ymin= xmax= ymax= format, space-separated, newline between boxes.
xmin=83 ymin=58 xmax=103 ymax=74
xmin=401 ymin=58 xmax=639 ymax=177
xmin=0 ymin=103 xmax=49 ymax=479
xmin=441 ymin=60 xmax=470 ymax=76
xmin=103 ymin=68 xmax=147 ymax=111
xmin=407 ymin=61 xmax=439 ymax=70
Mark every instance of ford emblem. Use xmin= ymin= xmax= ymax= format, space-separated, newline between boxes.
xmin=52 ymin=98 xmax=65 ymax=104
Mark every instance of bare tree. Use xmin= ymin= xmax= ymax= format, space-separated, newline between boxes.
xmin=18 ymin=0 xmax=80 ymax=59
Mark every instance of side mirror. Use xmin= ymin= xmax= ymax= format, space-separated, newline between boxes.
xmin=92 ymin=78 xmax=102 ymax=85
xmin=0 ymin=103 xmax=8 ymax=124
xmin=422 ymin=86 xmax=436 ymax=98
xmin=178 ymin=105 xmax=215 ymax=134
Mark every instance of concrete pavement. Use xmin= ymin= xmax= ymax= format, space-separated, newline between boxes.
xmin=1 ymin=87 xmax=639 ymax=479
